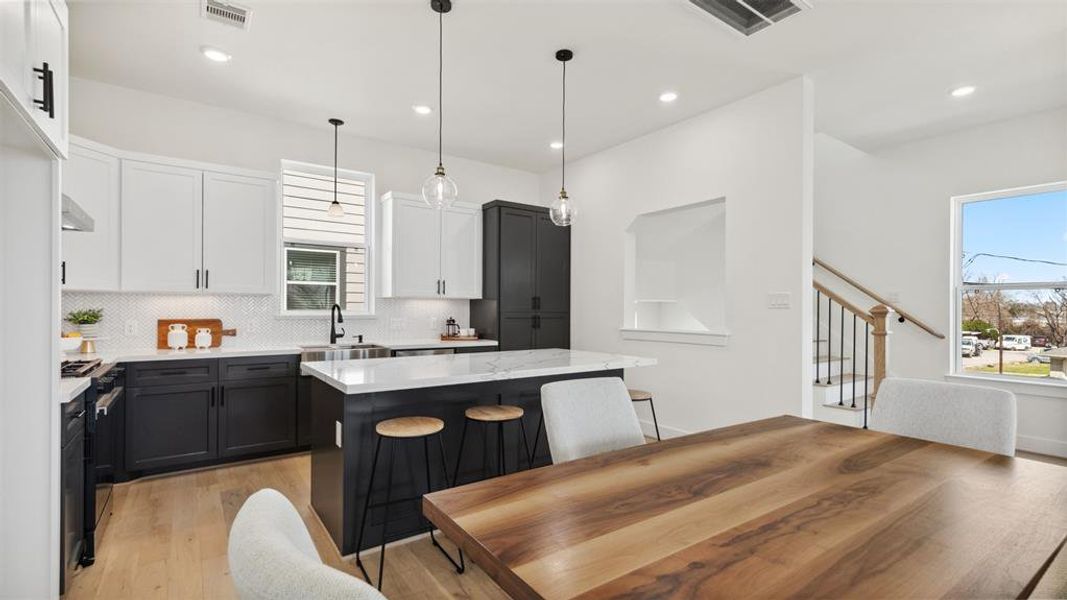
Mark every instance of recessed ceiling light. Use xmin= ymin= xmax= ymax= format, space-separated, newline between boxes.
xmin=659 ymin=90 xmax=679 ymax=103
xmin=550 ymin=141 xmax=564 ymax=150
xmin=200 ymin=45 xmax=232 ymax=63
xmin=412 ymin=105 xmax=433 ymax=115
xmin=950 ymin=85 xmax=976 ymax=98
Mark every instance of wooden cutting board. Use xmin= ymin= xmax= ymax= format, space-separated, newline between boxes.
xmin=156 ymin=319 xmax=236 ymax=349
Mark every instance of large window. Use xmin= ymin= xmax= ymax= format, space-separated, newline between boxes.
xmin=954 ymin=182 xmax=1066 ymax=381
xmin=280 ymin=160 xmax=374 ymax=315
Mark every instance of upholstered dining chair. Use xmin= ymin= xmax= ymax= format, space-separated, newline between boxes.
xmin=228 ymin=488 xmax=386 ymax=600
xmin=540 ymin=377 xmax=646 ymax=463
xmin=871 ymin=377 xmax=1017 ymax=456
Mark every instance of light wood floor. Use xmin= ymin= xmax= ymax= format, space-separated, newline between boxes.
xmin=65 ymin=453 xmax=509 ymax=600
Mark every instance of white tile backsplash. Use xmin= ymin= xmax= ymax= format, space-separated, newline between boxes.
xmin=62 ymin=292 xmax=471 ymax=352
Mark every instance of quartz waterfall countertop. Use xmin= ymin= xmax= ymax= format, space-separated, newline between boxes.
xmin=59 ymin=377 xmax=91 ymax=404
xmin=301 ymin=348 xmax=657 ymax=395
xmin=68 ymin=338 xmax=499 ymax=363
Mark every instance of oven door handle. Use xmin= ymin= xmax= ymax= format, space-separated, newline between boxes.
xmin=95 ymin=386 xmax=123 ymax=416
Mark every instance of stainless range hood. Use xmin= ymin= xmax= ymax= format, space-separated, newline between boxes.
xmin=61 ymin=194 xmax=94 ymax=232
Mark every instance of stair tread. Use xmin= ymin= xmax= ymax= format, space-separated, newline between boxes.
xmin=819 ymin=402 xmax=866 ymax=412
xmin=813 ymin=373 xmax=874 ymax=387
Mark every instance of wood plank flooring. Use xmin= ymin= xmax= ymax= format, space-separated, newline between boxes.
xmin=64 ymin=453 xmax=509 ymax=600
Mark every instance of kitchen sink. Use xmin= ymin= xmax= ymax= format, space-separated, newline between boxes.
xmin=300 ymin=344 xmax=391 ymax=362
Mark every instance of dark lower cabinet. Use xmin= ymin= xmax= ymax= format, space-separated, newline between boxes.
xmin=125 ymin=382 xmax=218 ymax=471
xmin=219 ymin=378 xmax=297 ymax=458
xmin=535 ymin=313 xmax=570 ymax=348
xmin=59 ymin=399 xmax=85 ymax=595
xmin=297 ymin=375 xmax=313 ymax=446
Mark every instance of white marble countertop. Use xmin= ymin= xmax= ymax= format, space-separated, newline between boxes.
xmin=300 ymin=348 xmax=657 ymax=395
xmin=59 ymin=377 xmax=91 ymax=405
xmin=68 ymin=338 xmax=499 ymax=363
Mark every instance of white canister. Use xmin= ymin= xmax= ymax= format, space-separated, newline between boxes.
xmin=167 ymin=323 xmax=189 ymax=350
xmin=194 ymin=328 xmax=213 ymax=349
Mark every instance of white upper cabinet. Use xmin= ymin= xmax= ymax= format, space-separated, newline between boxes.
xmin=379 ymin=191 xmax=482 ymax=299
xmin=62 ymin=141 xmax=120 ymax=290
xmin=0 ymin=0 xmax=68 ymax=157
xmin=121 ymin=160 xmax=204 ymax=292
xmin=440 ymin=203 xmax=482 ymax=298
xmin=202 ymin=172 xmax=276 ymax=294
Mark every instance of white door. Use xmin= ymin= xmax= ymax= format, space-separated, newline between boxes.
xmin=62 ymin=143 xmax=120 ymax=290
xmin=28 ymin=0 xmax=67 ymax=157
xmin=121 ymin=160 xmax=203 ymax=292
xmin=439 ymin=202 xmax=481 ymax=298
xmin=202 ymin=171 xmax=276 ymax=294
xmin=0 ymin=1 xmax=31 ymax=114
xmin=391 ymin=197 xmax=441 ymax=297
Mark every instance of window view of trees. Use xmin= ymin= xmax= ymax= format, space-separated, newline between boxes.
xmin=958 ymin=185 xmax=1066 ymax=380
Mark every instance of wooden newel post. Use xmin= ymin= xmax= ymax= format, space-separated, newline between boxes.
xmin=870 ymin=304 xmax=889 ymax=407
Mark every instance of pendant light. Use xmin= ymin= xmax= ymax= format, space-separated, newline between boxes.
xmin=550 ymin=49 xmax=575 ymax=227
xmin=421 ymin=0 xmax=458 ymax=209
xmin=327 ymin=118 xmax=345 ymax=218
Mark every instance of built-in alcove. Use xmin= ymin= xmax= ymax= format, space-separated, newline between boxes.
xmin=620 ymin=198 xmax=729 ymax=346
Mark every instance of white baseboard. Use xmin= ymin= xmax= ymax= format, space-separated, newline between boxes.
xmin=1017 ymin=434 xmax=1067 ymax=459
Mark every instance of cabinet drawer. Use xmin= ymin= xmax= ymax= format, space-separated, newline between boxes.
xmin=126 ymin=359 xmax=217 ymax=387
xmin=220 ymin=356 xmax=298 ymax=381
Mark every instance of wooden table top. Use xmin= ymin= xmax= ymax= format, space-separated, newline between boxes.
xmin=423 ymin=416 xmax=1067 ymax=599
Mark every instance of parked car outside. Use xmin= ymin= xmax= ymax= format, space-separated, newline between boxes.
xmin=1028 ymin=350 xmax=1051 ymax=364
xmin=961 ymin=337 xmax=981 ymax=358
xmin=998 ymin=335 xmax=1031 ymax=351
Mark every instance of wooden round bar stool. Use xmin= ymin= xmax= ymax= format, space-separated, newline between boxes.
xmin=628 ymin=389 xmax=661 ymax=441
xmin=452 ymin=404 xmax=533 ymax=485
xmin=354 ymin=416 xmax=464 ymax=591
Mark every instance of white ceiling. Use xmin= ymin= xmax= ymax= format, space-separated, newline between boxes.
xmin=69 ymin=0 xmax=1067 ymax=172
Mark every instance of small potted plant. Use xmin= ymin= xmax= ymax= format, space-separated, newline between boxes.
xmin=66 ymin=308 xmax=104 ymax=337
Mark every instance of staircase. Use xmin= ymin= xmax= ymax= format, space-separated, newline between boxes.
xmin=811 ymin=258 xmax=945 ymax=429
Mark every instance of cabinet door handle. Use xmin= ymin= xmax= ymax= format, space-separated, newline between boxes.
xmin=159 ymin=369 xmax=188 ymax=376
xmin=442 ymin=280 xmax=446 ymax=295
xmin=61 ymin=261 xmax=66 ymax=285
xmin=205 ymin=269 xmax=210 ymax=289
xmin=195 ymin=269 xmax=200 ymax=289
xmin=436 ymin=279 xmax=441 ymax=295
xmin=246 ymin=365 xmax=271 ymax=371
xmin=32 ymin=63 xmax=55 ymax=119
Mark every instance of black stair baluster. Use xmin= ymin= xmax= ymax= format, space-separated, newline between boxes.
xmin=826 ymin=296 xmax=832 ymax=385
xmin=851 ymin=314 xmax=857 ymax=408
xmin=815 ymin=290 xmax=821 ymax=384
xmin=839 ymin=304 xmax=844 ymax=406
xmin=864 ymin=322 xmax=869 ymax=430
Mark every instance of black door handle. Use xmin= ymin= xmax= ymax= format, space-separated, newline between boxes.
xmin=205 ymin=269 xmax=210 ymax=289
xmin=32 ymin=63 xmax=55 ymax=119
xmin=442 ymin=280 xmax=446 ymax=295
xmin=436 ymin=279 xmax=441 ymax=295
xmin=61 ymin=261 xmax=66 ymax=285
xmin=195 ymin=269 xmax=200 ymax=289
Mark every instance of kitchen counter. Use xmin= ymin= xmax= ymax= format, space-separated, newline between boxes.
xmin=301 ymin=348 xmax=657 ymax=395
xmin=59 ymin=377 xmax=90 ymax=404
xmin=67 ymin=338 xmax=499 ymax=364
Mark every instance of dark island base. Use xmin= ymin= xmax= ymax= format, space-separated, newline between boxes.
xmin=309 ymin=369 xmax=624 ymax=555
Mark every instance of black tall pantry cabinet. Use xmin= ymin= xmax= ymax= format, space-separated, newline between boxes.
xmin=471 ymin=201 xmax=571 ymax=349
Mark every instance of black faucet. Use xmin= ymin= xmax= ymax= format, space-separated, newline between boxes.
xmin=330 ymin=304 xmax=345 ymax=345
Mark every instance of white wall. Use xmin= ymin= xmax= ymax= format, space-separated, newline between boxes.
xmin=816 ymin=107 xmax=1067 ymax=456
xmin=65 ymin=78 xmax=543 ymax=348
xmin=543 ymin=78 xmax=814 ymax=436
xmin=0 ymin=99 xmax=61 ymax=598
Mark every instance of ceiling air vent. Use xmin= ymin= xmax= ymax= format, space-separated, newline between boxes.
xmin=201 ymin=0 xmax=251 ymax=29
xmin=689 ymin=0 xmax=811 ymax=36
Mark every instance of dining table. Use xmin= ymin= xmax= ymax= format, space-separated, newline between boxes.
xmin=423 ymin=415 xmax=1067 ymax=599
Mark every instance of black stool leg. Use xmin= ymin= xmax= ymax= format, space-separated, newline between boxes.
xmin=355 ymin=435 xmax=383 ymax=586
xmin=518 ymin=416 xmax=533 ymax=470
xmin=451 ymin=418 xmax=469 ymax=487
xmin=648 ymin=397 xmax=662 ymax=441
xmin=530 ymin=412 xmax=544 ymax=466
xmin=430 ymin=432 xmax=465 ymax=573
xmin=375 ymin=438 xmax=396 ymax=590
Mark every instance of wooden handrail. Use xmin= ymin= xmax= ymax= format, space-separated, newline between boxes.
xmin=813 ymin=281 xmax=873 ymax=325
xmin=814 ymin=257 xmax=945 ymax=340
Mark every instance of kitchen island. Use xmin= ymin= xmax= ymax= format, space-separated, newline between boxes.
xmin=302 ymin=349 xmax=656 ymax=554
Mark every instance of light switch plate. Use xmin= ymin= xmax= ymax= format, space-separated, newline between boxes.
xmin=767 ymin=292 xmax=791 ymax=309
xmin=335 ymin=421 xmax=343 ymax=448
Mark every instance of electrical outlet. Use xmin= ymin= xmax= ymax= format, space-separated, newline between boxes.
xmin=335 ymin=421 xmax=343 ymax=448
xmin=767 ymin=292 xmax=791 ymax=309
xmin=124 ymin=320 xmax=139 ymax=336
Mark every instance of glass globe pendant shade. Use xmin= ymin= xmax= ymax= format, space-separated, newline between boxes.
xmin=327 ymin=200 xmax=344 ymax=218
xmin=421 ymin=165 xmax=458 ymax=209
xmin=550 ymin=189 xmax=575 ymax=227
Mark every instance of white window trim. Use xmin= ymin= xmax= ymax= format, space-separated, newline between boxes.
xmin=278 ymin=159 xmax=376 ymax=317
xmin=949 ymin=180 xmax=1067 ymax=385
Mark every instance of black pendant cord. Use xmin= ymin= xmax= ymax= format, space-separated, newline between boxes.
xmin=333 ymin=123 xmax=339 ymax=203
xmin=437 ymin=9 xmax=444 ymax=170
xmin=561 ymin=58 xmax=566 ymax=193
